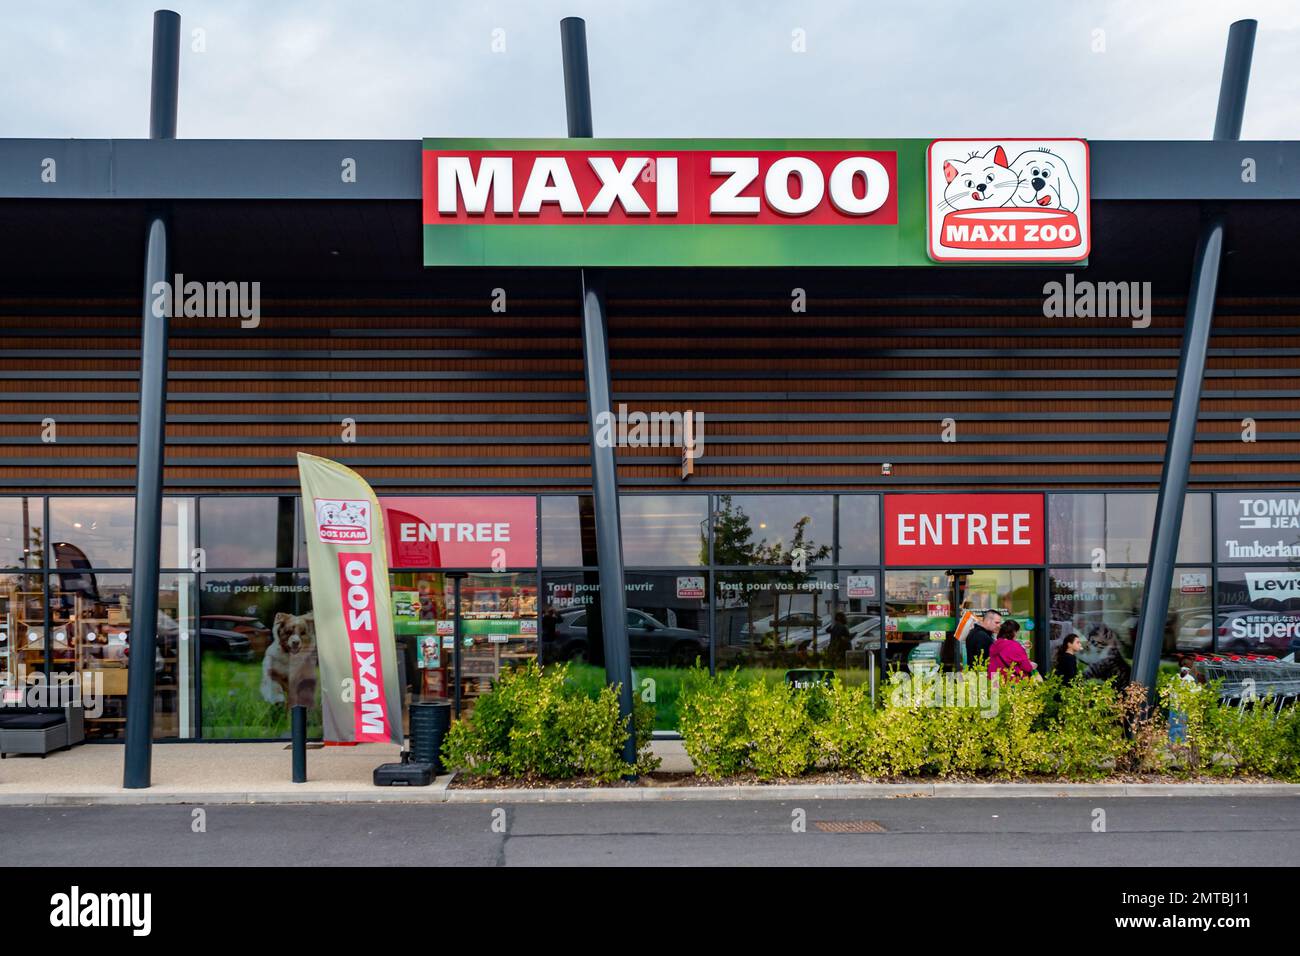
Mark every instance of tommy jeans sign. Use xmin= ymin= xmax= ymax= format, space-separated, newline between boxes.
xmin=885 ymin=494 xmax=1045 ymax=565
xmin=927 ymin=139 xmax=1090 ymax=262
xmin=1217 ymin=493 xmax=1300 ymax=561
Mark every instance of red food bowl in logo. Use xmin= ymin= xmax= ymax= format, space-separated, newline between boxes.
xmin=939 ymin=207 xmax=1081 ymax=250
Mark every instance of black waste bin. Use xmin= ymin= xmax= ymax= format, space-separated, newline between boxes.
xmin=409 ymin=701 xmax=451 ymax=774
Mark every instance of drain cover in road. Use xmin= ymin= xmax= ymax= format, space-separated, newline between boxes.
xmin=814 ymin=820 xmax=885 ymax=833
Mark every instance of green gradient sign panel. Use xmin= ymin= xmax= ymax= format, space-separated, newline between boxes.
xmin=422 ymin=138 xmax=931 ymax=266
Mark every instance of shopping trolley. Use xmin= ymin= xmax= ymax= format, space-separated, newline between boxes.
xmin=1193 ymin=655 xmax=1300 ymax=710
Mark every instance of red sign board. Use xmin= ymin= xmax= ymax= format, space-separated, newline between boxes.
xmin=884 ymin=494 xmax=1044 ymax=566
xmin=379 ymin=497 xmax=536 ymax=569
xmin=423 ymin=149 xmax=898 ymax=227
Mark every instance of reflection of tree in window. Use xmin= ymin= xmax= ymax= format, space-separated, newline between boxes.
xmin=711 ymin=495 xmax=832 ymax=661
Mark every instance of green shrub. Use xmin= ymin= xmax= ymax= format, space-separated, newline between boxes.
xmin=441 ymin=662 xmax=657 ymax=782
xmin=743 ymin=679 xmax=818 ymax=778
xmin=922 ymin=695 xmax=996 ymax=777
xmin=811 ymin=680 xmax=877 ymax=773
xmin=679 ymin=668 xmax=822 ymax=779
xmin=1160 ymin=674 xmax=1231 ymax=775
xmin=678 ymin=667 xmax=751 ymax=778
xmin=984 ymin=677 xmax=1051 ymax=777
xmin=1044 ymin=676 xmax=1128 ymax=779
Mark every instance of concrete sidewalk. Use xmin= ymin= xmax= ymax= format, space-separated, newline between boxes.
xmin=2 ymin=740 xmax=1297 ymax=805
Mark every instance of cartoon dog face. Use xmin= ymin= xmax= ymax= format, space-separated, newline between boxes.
xmin=939 ymin=146 xmax=1019 ymax=211
xmin=273 ymin=611 xmax=315 ymax=653
xmin=1010 ymin=148 xmax=1080 ymax=211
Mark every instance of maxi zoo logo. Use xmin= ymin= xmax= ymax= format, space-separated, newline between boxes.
xmin=927 ymin=138 xmax=1090 ymax=262
xmin=315 ymin=498 xmax=372 ymax=545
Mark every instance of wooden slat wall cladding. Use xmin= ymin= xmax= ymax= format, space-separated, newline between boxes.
xmin=1 ymin=294 xmax=1299 ymax=493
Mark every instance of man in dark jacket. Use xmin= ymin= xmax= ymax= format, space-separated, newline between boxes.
xmin=965 ymin=609 xmax=1001 ymax=668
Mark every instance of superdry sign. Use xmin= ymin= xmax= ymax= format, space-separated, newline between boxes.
xmin=423 ymin=138 xmax=1088 ymax=267
xmin=884 ymin=494 xmax=1045 ymax=566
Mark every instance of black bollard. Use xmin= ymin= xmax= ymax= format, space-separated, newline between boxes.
xmin=291 ymin=705 xmax=307 ymax=783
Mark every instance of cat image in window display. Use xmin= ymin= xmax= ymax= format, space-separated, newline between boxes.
xmin=1081 ymin=625 xmax=1131 ymax=688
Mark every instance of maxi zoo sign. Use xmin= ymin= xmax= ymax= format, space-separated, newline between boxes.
xmin=422 ymin=138 xmax=1090 ymax=267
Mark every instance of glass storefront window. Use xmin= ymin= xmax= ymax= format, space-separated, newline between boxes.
xmin=0 ymin=498 xmax=43 ymax=569
xmin=1049 ymin=567 xmax=1210 ymax=682
xmin=390 ymin=571 xmax=540 ymax=717
xmin=883 ymin=569 xmax=1036 ymax=670
xmin=712 ymin=494 xmax=833 ymax=567
xmin=47 ymin=497 xmax=197 ymax=570
xmin=831 ymin=570 xmax=883 ymax=677
xmin=199 ymin=497 xmax=300 ymax=569
xmin=715 ymin=570 xmax=836 ymax=668
xmin=620 ymin=495 xmax=707 ymax=566
xmin=452 ymin=573 xmax=537 ymax=713
xmin=1 ymin=572 xmax=45 ymax=695
xmin=1047 ymin=492 xmax=1210 ymax=564
xmin=199 ymin=571 xmax=315 ymax=738
xmin=884 ymin=570 xmax=958 ymax=666
xmin=541 ymin=571 xmax=707 ymax=730
xmin=541 ymin=495 xmax=594 ymax=567
xmin=34 ymin=571 xmax=196 ymax=740
xmin=48 ymin=497 xmax=135 ymax=569
xmin=1214 ymin=566 xmax=1300 ymax=658
xmin=837 ymin=495 xmax=880 ymax=565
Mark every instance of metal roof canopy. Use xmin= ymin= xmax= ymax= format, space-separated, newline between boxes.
xmin=1 ymin=138 xmax=1298 ymax=201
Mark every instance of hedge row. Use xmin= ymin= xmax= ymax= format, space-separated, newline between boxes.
xmin=677 ymin=668 xmax=1300 ymax=781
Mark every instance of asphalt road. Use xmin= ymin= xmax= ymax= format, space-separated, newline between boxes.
xmin=2 ymin=796 xmax=1298 ymax=866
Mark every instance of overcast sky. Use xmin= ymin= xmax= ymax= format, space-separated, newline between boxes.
xmin=5 ymin=0 xmax=1298 ymax=140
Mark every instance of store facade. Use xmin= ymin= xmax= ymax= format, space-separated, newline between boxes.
xmin=3 ymin=15 xmax=1299 ymax=748
xmin=4 ymin=487 xmax=1297 ymax=738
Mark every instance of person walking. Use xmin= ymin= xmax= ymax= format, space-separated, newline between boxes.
xmin=825 ymin=610 xmax=852 ymax=666
xmin=541 ymin=605 xmax=559 ymax=663
xmin=965 ymin=609 xmax=1000 ymax=669
xmin=987 ymin=619 xmax=1037 ymax=681
xmin=1054 ymin=632 xmax=1082 ymax=683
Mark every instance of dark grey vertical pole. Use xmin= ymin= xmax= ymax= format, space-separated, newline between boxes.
xmin=450 ymin=572 xmax=465 ymax=718
xmin=291 ymin=705 xmax=307 ymax=782
xmin=124 ymin=9 xmax=180 ymax=790
xmin=562 ymin=16 xmax=636 ymax=769
xmin=1131 ymin=19 xmax=1254 ymax=698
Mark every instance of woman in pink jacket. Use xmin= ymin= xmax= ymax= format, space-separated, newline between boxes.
xmin=987 ymin=619 xmax=1037 ymax=681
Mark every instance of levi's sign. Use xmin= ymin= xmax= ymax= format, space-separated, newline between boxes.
xmin=885 ymin=493 xmax=1045 ymax=565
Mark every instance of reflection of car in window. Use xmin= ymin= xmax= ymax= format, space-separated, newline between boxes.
xmin=802 ymin=613 xmax=881 ymax=652
xmin=197 ymin=615 xmax=261 ymax=661
xmin=544 ymin=608 xmax=708 ymax=667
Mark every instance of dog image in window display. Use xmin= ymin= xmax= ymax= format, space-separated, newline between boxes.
xmin=260 ymin=611 xmax=319 ymax=709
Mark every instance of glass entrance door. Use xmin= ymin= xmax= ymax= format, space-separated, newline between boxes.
xmin=884 ymin=568 xmax=1037 ymax=671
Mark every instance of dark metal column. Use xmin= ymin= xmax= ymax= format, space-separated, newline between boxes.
xmin=124 ymin=9 xmax=180 ymax=789
xmin=562 ymin=16 xmax=636 ymax=767
xmin=1131 ymin=19 xmax=1255 ymax=697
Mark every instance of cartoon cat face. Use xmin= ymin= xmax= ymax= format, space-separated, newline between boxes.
xmin=1010 ymin=148 xmax=1080 ymax=211
xmin=939 ymin=146 xmax=1018 ymax=211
